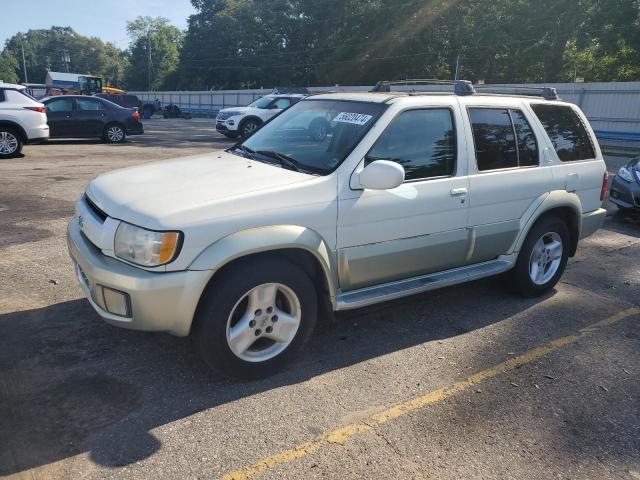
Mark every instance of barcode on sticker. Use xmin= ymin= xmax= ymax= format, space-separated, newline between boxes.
xmin=333 ymin=112 xmax=373 ymax=126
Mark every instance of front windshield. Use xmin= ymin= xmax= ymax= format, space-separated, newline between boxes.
xmin=240 ymin=99 xmax=387 ymax=175
xmin=249 ymin=96 xmax=275 ymax=109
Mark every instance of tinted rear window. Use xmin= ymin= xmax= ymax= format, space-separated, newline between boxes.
xmin=0 ymin=90 xmax=5 ymax=102
xmin=531 ymin=104 xmax=595 ymax=162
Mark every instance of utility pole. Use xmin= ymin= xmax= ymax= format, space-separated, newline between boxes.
xmin=454 ymin=54 xmax=461 ymax=81
xmin=147 ymin=30 xmax=152 ymax=91
xmin=20 ymin=35 xmax=28 ymax=83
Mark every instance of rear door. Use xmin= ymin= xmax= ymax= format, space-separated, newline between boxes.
xmin=461 ymin=102 xmax=553 ymax=264
xmin=45 ymin=97 xmax=76 ymax=138
xmin=75 ymin=98 xmax=106 ymax=137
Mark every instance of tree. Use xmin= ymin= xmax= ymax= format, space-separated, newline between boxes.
xmin=0 ymin=49 xmax=19 ymax=83
xmin=124 ymin=16 xmax=183 ymax=90
xmin=1 ymin=27 xmax=128 ymax=87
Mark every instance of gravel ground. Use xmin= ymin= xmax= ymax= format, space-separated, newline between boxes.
xmin=0 ymin=118 xmax=639 ymax=480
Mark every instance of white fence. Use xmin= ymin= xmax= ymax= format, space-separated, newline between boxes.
xmin=130 ymin=82 xmax=640 ymax=142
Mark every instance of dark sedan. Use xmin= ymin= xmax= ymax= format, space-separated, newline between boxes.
xmin=42 ymin=95 xmax=144 ymax=143
xmin=610 ymin=157 xmax=640 ymax=211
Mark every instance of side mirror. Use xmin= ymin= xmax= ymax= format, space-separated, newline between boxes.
xmin=357 ymin=160 xmax=405 ymax=190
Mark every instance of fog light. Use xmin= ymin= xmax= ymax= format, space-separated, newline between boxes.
xmin=101 ymin=286 xmax=132 ymax=317
xmin=227 ymin=120 xmax=235 ymax=125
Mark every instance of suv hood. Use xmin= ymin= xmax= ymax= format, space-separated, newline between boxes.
xmin=86 ymin=151 xmax=314 ymax=229
xmin=220 ymin=106 xmax=251 ymax=116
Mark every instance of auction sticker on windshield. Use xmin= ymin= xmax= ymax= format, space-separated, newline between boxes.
xmin=333 ymin=112 xmax=373 ymax=126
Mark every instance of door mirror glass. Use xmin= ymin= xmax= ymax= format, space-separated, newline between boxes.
xmin=358 ymin=160 xmax=405 ymax=190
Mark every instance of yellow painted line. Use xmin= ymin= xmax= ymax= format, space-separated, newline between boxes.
xmin=221 ymin=308 xmax=640 ymax=480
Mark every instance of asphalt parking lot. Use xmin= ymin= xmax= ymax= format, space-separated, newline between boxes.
xmin=1 ymin=118 xmax=639 ymax=480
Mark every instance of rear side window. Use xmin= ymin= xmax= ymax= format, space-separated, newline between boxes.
xmin=469 ymin=108 xmax=539 ymax=171
xmin=366 ymin=108 xmax=456 ymax=181
xmin=78 ymin=99 xmax=103 ymax=111
xmin=531 ymin=104 xmax=595 ymax=161
xmin=0 ymin=90 xmax=5 ymax=102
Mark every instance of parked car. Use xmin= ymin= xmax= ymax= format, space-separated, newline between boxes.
xmin=68 ymin=83 xmax=607 ymax=378
xmin=609 ymin=157 xmax=640 ymax=211
xmin=95 ymin=93 xmax=161 ymax=119
xmin=162 ymin=104 xmax=192 ymax=119
xmin=216 ymin=94 xmax=306 ymax=138
xmin=0 ymin=82 xmax=49 ymax=158
xmin=42 ymin=95 xmax=143 ymax=143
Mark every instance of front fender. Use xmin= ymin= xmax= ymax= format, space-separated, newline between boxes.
xmin=189 ymin=225 xmax=337 ymax=305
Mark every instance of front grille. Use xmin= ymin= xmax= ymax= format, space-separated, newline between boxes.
xmin=83 ymin=195 xmax=108 ymax=222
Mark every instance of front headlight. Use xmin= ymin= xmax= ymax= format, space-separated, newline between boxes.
xmin=618 ymin=166 xmax=634 ymax=183
xmin=114 ymin=222 xmax=181 ymax=267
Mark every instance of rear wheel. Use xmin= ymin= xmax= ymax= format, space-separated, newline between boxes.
xmin=103 ymin=123 xmax=126 ymax=143
xmin=0 ymin=128 xmax=23 ymax=159
xmin=509 ymin=215 xmax=570 ymax=297
xmin=193 ymin=258 xmax=317 ymax=379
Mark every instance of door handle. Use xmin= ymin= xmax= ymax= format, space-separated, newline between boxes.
xmin=450 ymin=187 xmax=468 ymax=196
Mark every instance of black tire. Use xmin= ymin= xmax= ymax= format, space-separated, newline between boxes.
xmin=508 ymin=215 xmax=570 ymax=297
xmin=193 ymin=258 xmax=318 ymax=379
xmin=162 ymin=112 xmax=170 ymax=119
xmin=103 ymin=123 xmax=126 ymax=144
xmin=0 ymin=127 xmax=23 ymax=159
xmin=240 ymin=119 xmax=261 ymax=138
xmin=309 ymin=118 xmax=329 ymax=142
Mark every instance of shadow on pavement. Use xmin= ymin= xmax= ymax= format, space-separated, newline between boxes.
xmin=0 ymin=276 xmax=548 ymax=475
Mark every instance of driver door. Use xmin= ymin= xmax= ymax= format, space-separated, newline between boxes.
xmin=337 ymin=106 xmax=470 ymax=291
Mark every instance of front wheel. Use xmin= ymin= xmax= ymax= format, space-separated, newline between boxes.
xmin=103 ymin=124 xmax=126 ymax=143
xmin=193 ymin=258 xmax=317 ymax=379
xmin=240 ymin=119 xmax=261 ymax=138
xmin=0 ymin=128 xmax=23 ymax=159
xmin=508 ymin=216 xmax=570 ymax=297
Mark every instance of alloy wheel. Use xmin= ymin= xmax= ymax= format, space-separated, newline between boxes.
xmin=0 ymin=131 xmax=19 ymax=155
xmin=107 ymin=126 xmax=124 ymax=142
xmin=529 ymin=232 xmax=563 ymax=285
xmin=225 ymin=282 xmax=301 ymax=362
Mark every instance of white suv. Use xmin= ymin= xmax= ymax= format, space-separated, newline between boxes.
xmin=0 ymin=82 xmax=49 ymax=158
xmin=68 ymin=82 xmax=607 ymax=378
xmin=216 ymin=94 xmax=306 ymax=138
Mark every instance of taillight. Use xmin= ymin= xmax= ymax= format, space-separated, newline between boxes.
xmin=131 ymin=110 xmax=140 ymax=119
xmin=600 ymin=171 xmax=609 ymax=201
xmin=24 ymin=106 xmax=46 ymax=113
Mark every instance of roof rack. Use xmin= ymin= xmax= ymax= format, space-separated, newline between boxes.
xmin=370 ymin=79 xmax=475 ymax=96
xmin=370 ymin=79 xmax=559 ymax=100
xmin=473 ymin=84 xmax=559 ymax=100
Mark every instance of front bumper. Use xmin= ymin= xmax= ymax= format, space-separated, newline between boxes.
xmin=609 ymin=175 xmax=640 ymax=210
xmin=67 ymin=219 xmax=211 ymax=336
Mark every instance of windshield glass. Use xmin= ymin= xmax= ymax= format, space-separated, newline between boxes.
xmin=249 ymin=96 xmax=275 ymax=109
xmin=240 ymin=99 xmax=387 ymax=175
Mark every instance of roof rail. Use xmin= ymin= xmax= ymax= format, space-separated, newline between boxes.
xmin=474 ymin=84 xmax=559 ymax=100
xmin=370 ymin=79 xmax=475 ymax=96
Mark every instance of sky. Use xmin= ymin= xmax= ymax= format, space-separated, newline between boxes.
xmin=1 ymin=0 xmax=196 ymax=49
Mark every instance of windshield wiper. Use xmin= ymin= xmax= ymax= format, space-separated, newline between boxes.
xmin=230 ymin=144 xmax=257 ymax=160
xmin=255 ymin=150 xmax=300 ymax=172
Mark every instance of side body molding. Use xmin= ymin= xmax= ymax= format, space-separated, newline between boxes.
xmin=510 ymin=190 xmax=583 ymax=254
xmin=189 ymin=225 xmax=338 ymax=306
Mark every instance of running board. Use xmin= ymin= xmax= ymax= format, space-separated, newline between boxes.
xmin=335 ymin=256 xmax=516 ymax=311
